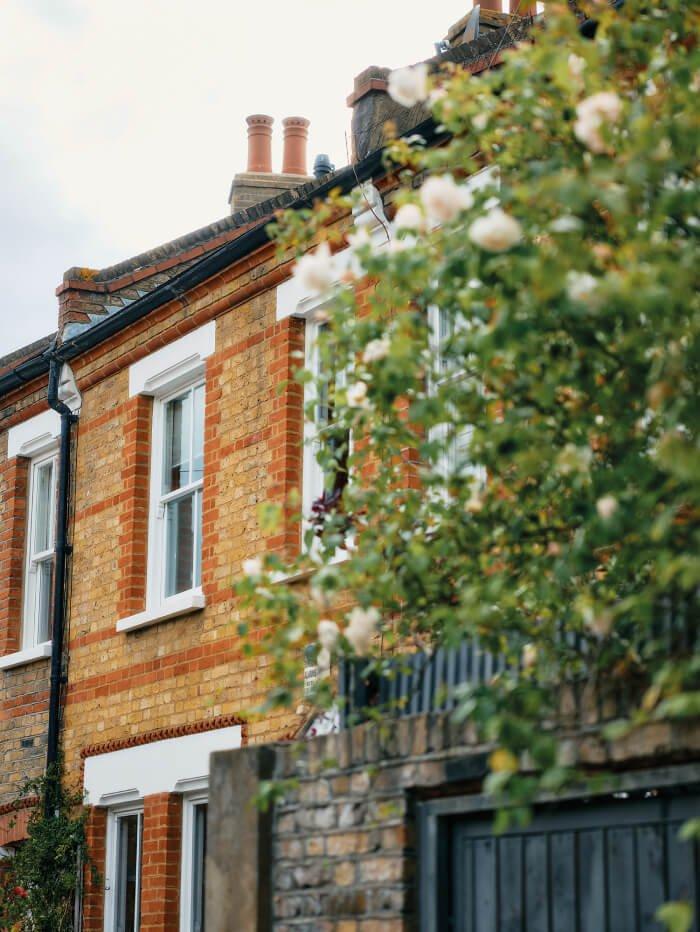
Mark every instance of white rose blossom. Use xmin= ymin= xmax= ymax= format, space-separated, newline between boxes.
xmin=347 ymin=381 xmax=370 ymax=408
xmin=420 ymin=175 xmax=474 ymax=225
xmin=316 ymin=647 xmax=332 ymax=672
xmin=574 ymin=91 xmax=623 ymax=154
xmin=566 ymin=270 xmax=600 ymax=306
xmin=427 ymin=86 xmax=447 ymax=107
xmin=344 ymin=606 xmax=380 ymax=655
xmin=393 ymin=202 xmax=425 ymax=232
xmin=347 ymin=226 xmax=372 ymax=253
xmin=317 ymin=619 xmax=340 ymax=652
xmin=596 ymin=495 xmax=618 ymax=520
xmin=387 ymin=235 xmax=417 ymax=254
xmin=567 ymin=53 xmax=586 ymax=81
xmin=387 ymin=63 xmax=429 ymax=108
xmin=242 ymin=556 xmax=264 ymax=578
xmin=468 ymin=208 xmax=523 ymax=252
xmin=292 ymin=241 xmax=336 ymax=295
xmin=550 ymin=216 xmax=582 ymax=233
xmin=522 ymin=643 xmax=538 ymax=670
xmin=362 ymin=336 xmax=391 ymax=364
xmin=472 ymin=112 xmax=489 ymax=132
xmin=583 ymin=608 xmax=614 ymax=638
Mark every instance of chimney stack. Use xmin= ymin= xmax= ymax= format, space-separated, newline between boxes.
xmin=282 ymin=117 xmax=310 ymax=176
xmin=229 ymin=114 xmax=313 ymax=214
xmin=246 ymin=114 xmax=274 ymax=172
xmin=478 ymin=0 xmax=502 ymax=10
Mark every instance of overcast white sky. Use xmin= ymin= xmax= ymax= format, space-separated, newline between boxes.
xmin=0 ymin=0 xmax=475 ymax=357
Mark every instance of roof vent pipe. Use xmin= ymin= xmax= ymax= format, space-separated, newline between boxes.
xmin=313 ymin=154 xmax=335 ymax=179
xmin=246 ymin=114 xmax=274 ymax=173
xmin=282 ymin=117 xmax=310 ymax=175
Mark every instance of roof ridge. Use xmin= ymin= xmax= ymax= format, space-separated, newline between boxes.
xmin=61 ymin=174 xmax=333 ymax=288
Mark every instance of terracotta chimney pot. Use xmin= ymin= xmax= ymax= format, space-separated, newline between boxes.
xmin=479 ymin=0 xmax=502 ymax=11
xmin=282 ymin=117 xmax=310 ymax=176
xmin=246 ymin=114 xmax=273 ymax=173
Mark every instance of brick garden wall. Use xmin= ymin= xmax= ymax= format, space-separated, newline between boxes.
xmin=208 ymin=711 xmax=700 ymax=932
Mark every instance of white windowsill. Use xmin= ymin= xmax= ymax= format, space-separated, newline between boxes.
xmin=116 ymin=591 xmax=206 ymax=634
xmin=0 ymin=641 xmax=52 ymax=671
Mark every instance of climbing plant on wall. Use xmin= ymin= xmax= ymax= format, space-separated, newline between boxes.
xmin=237 ymin=0 xmax=699 ymax=836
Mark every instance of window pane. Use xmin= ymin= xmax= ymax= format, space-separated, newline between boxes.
xmin=192 ymin=385 xmax=205 ymax=484
xmin=35 ymin=557 xmax=54 ymax=643
xmin=115 ymin=814 xmax=141 ymax=932
xmin=165 ymin=493 xmax=195 ymax=597
xmin=32 ymin=460 xmax=54 ymax=554
xmin=163 ymin=393 xmax=191 ymax=493
xmin=192 ymin=803 xmax=207 ymax=932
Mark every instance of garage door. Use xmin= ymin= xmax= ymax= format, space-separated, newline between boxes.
xmin=448 ymin=793 xmax=699 ymax=932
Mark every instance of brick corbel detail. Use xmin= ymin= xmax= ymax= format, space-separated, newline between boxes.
xmin=117 ymin=394 xmax=152 ymax=619
xmin=0 ymin=796 xmax=36 ymax=846
xmin=140 ymin=793 xmax=183 ymax=931
xmin=82 ymin=806 xmax=107 ymax=931
xmin=0 ymin=455 xmax=30 ymax=655
xmin=266 ymin=317 xmax=305 ymax=560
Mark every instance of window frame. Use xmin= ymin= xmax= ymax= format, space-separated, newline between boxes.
xmin=302 ymin=315 xmax=353 ymax=551
xmin=104 ymin=804 xmax=144 ymax=932
xmin=179 ymin=793 xmax=208 ymax=932
xmin=22 ymin=447 xmax=58 ymax=650
xmin=146 ymin=379 xmax=205 ymax=613
xmin=428 ymin=305 xmax=485 ymax=490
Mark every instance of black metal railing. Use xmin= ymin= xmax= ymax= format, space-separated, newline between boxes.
xmin=338 ymin=593 xmax=699 ymax=728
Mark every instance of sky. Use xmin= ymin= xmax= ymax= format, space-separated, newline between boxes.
xmin=0 ymin=0 xmax=476 ymax=357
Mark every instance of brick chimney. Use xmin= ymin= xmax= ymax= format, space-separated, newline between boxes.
xmin=347 ymin=66 xmax=392 ymax=163
xmin=229 ymin=114 xmax=313 ymax=214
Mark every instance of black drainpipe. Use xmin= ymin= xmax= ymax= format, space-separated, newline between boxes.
xmin=45 ymin=355 xmax=78 ymax=815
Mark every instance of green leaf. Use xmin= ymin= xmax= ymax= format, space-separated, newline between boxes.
xmin=655 ymin=901 xmax=694 ymax=932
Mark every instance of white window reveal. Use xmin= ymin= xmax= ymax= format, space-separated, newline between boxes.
xmin=23 ymin=451 xmax=58 ymax=648
xmin=119 ymin=323 xmax=214 ymax=634
xmin=303 ymin=318 xmax=351 ymax=542
xmin=159 ymin=383 xmax=205 ymax=598
xmin=105 ymin=806 xmax=143 ymax=932
xmin=180 ymin=796 xmax=208 ymax=932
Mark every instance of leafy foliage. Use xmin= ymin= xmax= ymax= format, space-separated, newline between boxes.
xmin=238 ymin=0 xmax=699 ymax=817
xmin=0 ymin=768 xmax=94 ymax=932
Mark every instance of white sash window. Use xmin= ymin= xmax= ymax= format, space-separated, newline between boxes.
xmin=23 ymin=451 xmax=58 ymax=648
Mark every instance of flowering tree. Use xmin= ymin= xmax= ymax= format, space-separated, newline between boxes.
xmin=238 ymin=0 xmax=699 ymax=834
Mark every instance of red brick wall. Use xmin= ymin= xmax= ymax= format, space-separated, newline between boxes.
xmin=0 ymin=454 xmax=29 ymax=655
xmin=141 ymin=793 xmax=182 ymax=931
xmin=117 ymin=394 xmax=152 ymax=619
xmin=82 ymin=806 xmax=107 ymax=930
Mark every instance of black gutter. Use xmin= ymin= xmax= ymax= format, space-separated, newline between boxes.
xmin=0 ymin=117 xmax=445 ymax=399
xmin=44 ymin=354 xmax=78 ymax=814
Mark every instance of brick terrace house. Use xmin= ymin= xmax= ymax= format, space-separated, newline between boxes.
xmin=0 ymin=6 xmax=575 ymax=930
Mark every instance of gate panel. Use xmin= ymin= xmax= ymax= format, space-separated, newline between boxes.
xmin=449 ymin=795 xmax=700 ymax=932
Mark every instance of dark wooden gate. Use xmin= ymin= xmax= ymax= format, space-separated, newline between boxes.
xmin=447 ymin=793 xmax=699 ymax=931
